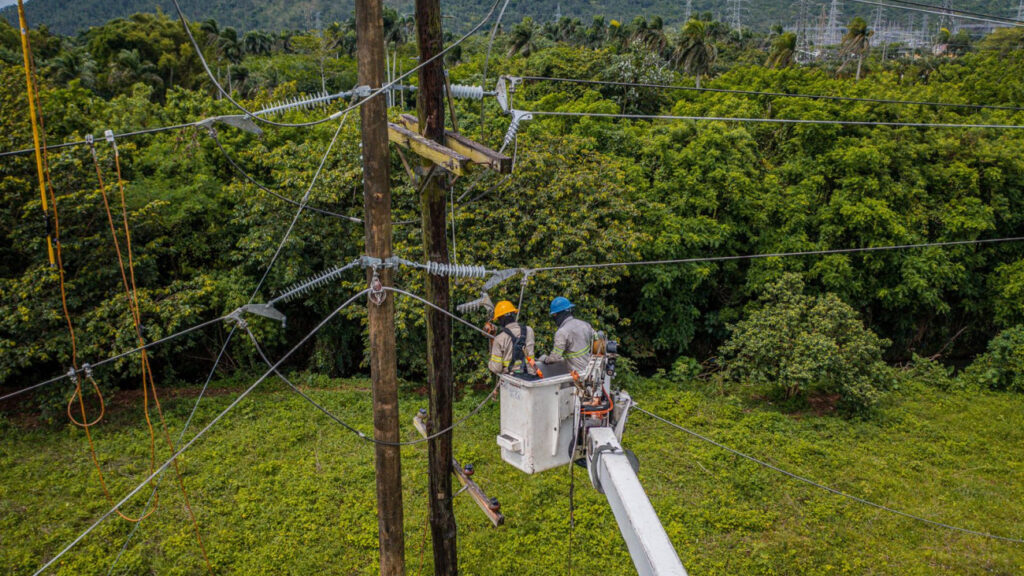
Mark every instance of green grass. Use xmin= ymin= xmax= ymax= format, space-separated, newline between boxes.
xmin=2 ymin=375 xmax=1023 ymax=575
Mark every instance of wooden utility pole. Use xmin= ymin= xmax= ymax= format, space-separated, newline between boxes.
xmin=414 ymin=0 xmax=458 ymax=573
xmin=357 ymin=0 xmax=404 ymax=574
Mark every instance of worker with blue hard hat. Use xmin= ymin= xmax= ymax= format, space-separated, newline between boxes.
xmin=538 ymin=296 xmax=594 ymax=373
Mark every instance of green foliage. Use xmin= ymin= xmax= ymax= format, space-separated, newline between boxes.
xmin=900 ymin=353 xmax=959 ymax=391
xmin=719 ymin=274 xmax=891 ymax=413
xmin=963 ymin=324 xmax=1024 ymax=392
xmin=669 ymin=355 xmax=701 ymax=383
xmin=3 ymin=379 xmax=1024 ymax=574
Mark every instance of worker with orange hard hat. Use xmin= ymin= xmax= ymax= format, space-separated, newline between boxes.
xmin=487 ymin=300 xmax=538 ymax=377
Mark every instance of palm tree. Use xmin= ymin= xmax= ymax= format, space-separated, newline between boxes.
xmin=585 ymin=15 xmax=607 ymax=48
xmin=839 ymin=17 xmax=873 ymax=80
xmin=673 ymin=19 xmax=718 ymax=88
xmin=766 ymin=31 xmax=797 ymax=68
xmin=48 ymin=44 xmax=97 ymax=88
xmin=108 ymin=48 xmax=162 ymax=92
xmin=507 ymin=17 xmax=538 ymax=57
xmin=243 ymin=31 xmax=273 ymax=56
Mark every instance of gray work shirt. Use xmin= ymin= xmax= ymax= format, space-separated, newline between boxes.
xmin=547 ymin=317 xmax=594 ymax=373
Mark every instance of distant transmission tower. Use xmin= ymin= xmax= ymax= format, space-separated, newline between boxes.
xmin=795 ymin=0 xmax=810 ymax=55
xmin=729 ymin=0 xmax=744 ymax=33
xmin=817 ymin=4 xmax=829 ymax=48
xmin=685 ymin=0 xmax=693 ymax=22
xmin=1018 ymin=0 xmax=1024 ymax=21
xmin=826 ymin=0 xmax=843 ymax=45
xmin=941 ymin=0 xmax=954 ymax=31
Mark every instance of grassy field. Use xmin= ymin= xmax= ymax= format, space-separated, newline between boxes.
xmin=2 ymin=374 xmax=1023 ymax=575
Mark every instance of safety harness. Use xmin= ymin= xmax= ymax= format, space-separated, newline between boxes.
xmin=501 ymin=325 xmax=529 ymax=374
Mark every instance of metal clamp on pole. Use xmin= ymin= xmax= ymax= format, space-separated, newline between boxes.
xmin=369 ymin=268 xmax=386 ymax=306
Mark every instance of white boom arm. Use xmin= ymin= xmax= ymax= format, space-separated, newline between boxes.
xmin=587 ymin=427 xmax=688 ymax=576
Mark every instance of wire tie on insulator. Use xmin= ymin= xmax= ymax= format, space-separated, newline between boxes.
xmin=82 ymin=363 xmax=93 ymax=380
xmin=66 ymin=367 xmax=79 ymax=385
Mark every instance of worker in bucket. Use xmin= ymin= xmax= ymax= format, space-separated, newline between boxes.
xmin=487 ymin=300 xmax=538 ymax=377
xmin=538 ymin=296 xmax=594 ymax=373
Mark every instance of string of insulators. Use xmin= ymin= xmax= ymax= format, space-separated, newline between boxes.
xmin=255 ymin=91 xmax=335 ymax=117
xmin=270 ymin=261 xmax=361 ymax=304
xmin=501 ymin=111 xmax=532 ymax=153
xmin=448 ymin=84 xmax=486 ymax=100
xmin=422 ymin=261 xmax=489 ymax=278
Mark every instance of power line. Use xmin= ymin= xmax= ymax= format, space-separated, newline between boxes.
xmin=634 ymin=406 xmax=1024 ymax=544
xmin=246 ymin=111 xmax=351 ymax=304
xmin=846 ymin=0 xmax=1024 ymax=27
xmin=206 ymin=128 xmax=364 ymax=222
xmin=522 ymin=108 xmax=1024 ymax=130
xmin=169 ymin=0 xmax=505 ymax=129
xmin=0 ymin=122 xmax=197 ymax=159
xmin=0 ymin=315 xmax=228 ymax=403
xmin=30 ymin=289 xmax=370 ymax=576
xmin=878 ymin=0 xmax=1024 ymax=26
xmin=528 ymin=236 xmax=1024 ymax=273
xmin=244 ymin=323 xmax=499 ymax=446
xmin=519 ymin=75 xmax=1024 ymax=113
xmin=106 ymin=327 xmax=238 ymax=576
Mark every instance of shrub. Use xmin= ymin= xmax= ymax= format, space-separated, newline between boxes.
xmin=963 ymin=325 xmax=1024 ymax=392
xmin=719 ymin=274 xmax=891 ymax=414
xmin=901 ymin=354 xmax=958 ymax=391
xmin=669 ymin=356 xmax=701 ymax=383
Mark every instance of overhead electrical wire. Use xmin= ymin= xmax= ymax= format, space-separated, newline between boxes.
xmin=246 ymin=110 xmax=351 ymax=304
xmin=106 ymin=327 xmax=238 ymax=576
xmin=9 ymin=236 xmax=1022 ymax=404
xmin=206 ymin=127 xmax=364 ymax=222
xmin=0 ymin=122 xmax=197 ymax=159
xmin=30 ymin=289 xmax=370 ymax=576
xmin=634 ymin=406 xmax=1024 ymax=544
xmin=521 ymin=108 xmax=1024 ymax=130
xmin=845 ymin=0 xmax=1024 ymax=27
xmin=869 ymin=0 xmax=1024 ymax=26
xmin=519 ymin=75 xmax=1024 ymax=113
xmin=244 ymin=322 xmax=499 ymax=446
xmin=479 ymin=0 xmax=514 ymax=142
xmin=169 ymin=0 xmax=505 ymax=129
xmin=0 ymin=315 xmax=228 ymax=403
xmin=528 ymin=236 xmax=1024 ymax=273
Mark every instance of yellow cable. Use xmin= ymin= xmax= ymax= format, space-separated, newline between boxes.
xmin=16 ymin=0 xmax=54 ymax=266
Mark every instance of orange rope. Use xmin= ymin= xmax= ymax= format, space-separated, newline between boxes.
xmin=32 ymin=69 xmax=159 ymax=524
xmin=24 ymin=18 xmax=209 ymax=567
xmin=107 ymin=144 xmax=213 ymax=572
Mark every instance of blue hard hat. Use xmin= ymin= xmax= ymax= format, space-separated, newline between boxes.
xmin=549 ymin=296 xmax=574 ymax=315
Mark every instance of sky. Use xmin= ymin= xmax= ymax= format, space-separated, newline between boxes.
xmin=0 ymin=0 xmax=19 ymax=9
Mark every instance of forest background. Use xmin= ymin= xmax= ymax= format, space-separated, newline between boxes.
xmin=2 ymin=4 xmax=1024 ymax=574
xmin=2 ymin=6 xmax=1024 ymax=412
